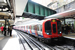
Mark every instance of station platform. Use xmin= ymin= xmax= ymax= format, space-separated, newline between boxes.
xmin=0 ymin=30 xmax=20 ymax=50
xmin=63 ymin=33 xmax=75 ymax=40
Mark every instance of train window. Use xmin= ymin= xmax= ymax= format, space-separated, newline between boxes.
xmin=29 ymin=26 xmax=30 ymax=29
xmin=32 ymin=26 xmax=34 ymax=30
xmin=57 ymin=21 xmax=61 ymax=34
xmin=45 ymin=21 xmax=51 ymax=35
xmin=33 ymin=25 xmax=35 ymax=30
xmin=37 ymin=25 xmax=39 ymax=31
xmin=36 ymin=25 xmax=38 ymax=30
xmin=28 ymin=26 xmax=29 ymax=29
xmin=26 ymin=26 xmax=27 ymax=29
xmin=28 ymin=26 xmax=30 ymax=29
xmin=27 ymin=26 xmax=28 ymax=29
xmin=31 ymin=26 xmax=32 ymax=30
xmin=34 ymin=25 xmax=37 ymax=30
xmin=40 ymin=25 xmax=42 ymax=31
xmin=53 ymin=24 xmax=56 ymax=33
xmin=31 ymin=26 xmax=33 ymax=30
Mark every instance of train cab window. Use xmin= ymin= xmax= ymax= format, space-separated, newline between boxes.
xmin=45 ymin=21 xmax=51 ymax=35
xmin=53 ymin=24 xmax=56 ymax=33
xmin=57 ymin=21 xmax=61 ymax=34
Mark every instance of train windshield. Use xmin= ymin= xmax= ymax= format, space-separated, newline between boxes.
xmin=45 ymin=21 xmax=51 ymax=35
xmin=57 ymin=21 xmax=61 ymax=34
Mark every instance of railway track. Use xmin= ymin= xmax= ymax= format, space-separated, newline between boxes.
xmin=17 ymin=31 xmax=54 ymax=50
xmin=16 ymin=30 xmax=75 ymax=50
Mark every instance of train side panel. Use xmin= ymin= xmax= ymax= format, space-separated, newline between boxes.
xmin=31 ymin=25 xmax=35 ymax=35
xmin=37 ymin=24 xmax=43 ymax=37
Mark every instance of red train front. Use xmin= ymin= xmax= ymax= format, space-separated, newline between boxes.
xmin=42 ymin=19 xmax=62 ymax=42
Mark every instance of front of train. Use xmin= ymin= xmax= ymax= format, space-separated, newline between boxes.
xmin=42 ymin=19 xmax=62 ymax=43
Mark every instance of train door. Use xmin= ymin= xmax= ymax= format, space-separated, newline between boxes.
xmin=37 ymin=24 xmax=43 ymax=37
xmin=26 ymin=26 xmax=28 ymax=32
xmin=30 ymin=25 xmax=32 ymax=34
xmin=19 ymin=26 xmax=20 ymax=30
xmin=24 ymin=26 xmax=25 ymax=32
xmin=32 ymin=25 xmax=35 ymax=35
xmin=25 ymin=26 xmax=26 ymax=32
xmin=22 ymin=26 xmax=23 ymax=31
xmin=51 ymin=19 xmax=58 ymax=37
xmin=28 ymin=26 xmax=30 ymax=33
xmin=21 ymin=26 xmax=22 ymax=31
xmin=23 ymin=26 xmax=24 ymax=31
xmin=34 ymin=25 xmax=38 ymax=36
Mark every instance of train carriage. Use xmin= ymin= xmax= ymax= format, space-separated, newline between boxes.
xmin=14 ymin=19 xmax=62 ymax=43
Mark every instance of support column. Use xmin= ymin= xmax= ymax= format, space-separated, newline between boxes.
xmin=74 ymin=19 xmax=75 ymax=32
xmin=4 ymin=19 xmax=7 ymax=36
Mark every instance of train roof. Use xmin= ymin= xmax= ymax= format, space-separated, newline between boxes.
xmin=15 ymin=18 xmax=60 ymax=27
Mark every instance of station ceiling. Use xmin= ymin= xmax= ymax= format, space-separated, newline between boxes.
xmin=0 ymin=0 xmax=28 ymax=25
xmin=0 ymin=0 xmax=14 ymax=25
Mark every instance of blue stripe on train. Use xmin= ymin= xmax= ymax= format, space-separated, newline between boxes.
xmin=25 ymin=30 xmax=27 ymax=32
xmin=27 ymin=31 xmax=43 ymax=37
xmin=38 ymin=34 xmax=43 ymax=37
xmin=32 ymin=32 xmax=35 ymax=35
xmin=28 ymin=31 xmax=30 ymax=33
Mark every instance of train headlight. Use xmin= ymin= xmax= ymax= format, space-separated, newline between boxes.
xmin=52 ymin=19 xmax=56 ymax=22
xmin=47 ymin=33 xmax=49 ymax=35
xmin=60 ymin=31 xmax=61 ymax=33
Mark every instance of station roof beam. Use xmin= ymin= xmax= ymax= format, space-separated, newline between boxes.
xmin=45 ymin=9 xmax=75 ymax=19
xmin=22 ymin=0 xmax=56 ymax=20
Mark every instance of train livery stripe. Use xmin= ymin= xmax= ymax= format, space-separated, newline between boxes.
xmin=28 ymin=31 xmax=30 ymax=33
xmin=32 ymin=32 xmax=35 ymax=35
xmin=38 ymin=34 xmax=43 ymax=37
xmin=25 ymin=30 xmax=28 ymax=32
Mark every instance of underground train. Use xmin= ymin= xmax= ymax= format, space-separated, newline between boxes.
xmin=14 ymin=19 xmax=62 ymax=43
